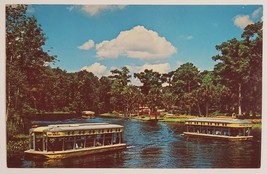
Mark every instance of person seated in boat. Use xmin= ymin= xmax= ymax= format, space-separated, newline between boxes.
xmin=215 ymin=131 xmax=221 ymax=135
xmin=96 ymin=141 xmax=102 ymax=146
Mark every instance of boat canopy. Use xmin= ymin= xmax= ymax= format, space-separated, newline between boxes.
xmin=30 ymin=123 xmax=123 ymax=133
xmin=186 ymin=118 xmax=252 ymax=124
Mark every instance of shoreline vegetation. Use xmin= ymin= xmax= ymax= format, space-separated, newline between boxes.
xmin=98 ymin=113 xmax=262 ymax=126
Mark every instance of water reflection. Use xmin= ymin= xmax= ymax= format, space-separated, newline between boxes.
xmin=9 ymin=117 xmax=261 ymax=168
xmin=24 ymin=151 xmax=126 ymax=168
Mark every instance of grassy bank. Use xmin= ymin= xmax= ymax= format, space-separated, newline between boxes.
xmin=7 ymin=134 xmax=29 ymax=159
xmin=98 ymin=113 xmax=125 ymax=118
xmin=98 ymin=113 xmax=262 ymax=127
xmin=99 ymin=113 xmax=197 ymax=123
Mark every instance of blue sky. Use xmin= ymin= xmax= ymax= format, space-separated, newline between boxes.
xmin=27 ymin=5 xmax=263 ymax=82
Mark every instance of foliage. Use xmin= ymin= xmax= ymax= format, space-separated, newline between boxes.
xmin=212 ymin=22 xmax=262 ymax=117
xmin=134 ymin=69 xmax=165 ymax=119
xmin=6 ymin=4 xmax=262 ymax=135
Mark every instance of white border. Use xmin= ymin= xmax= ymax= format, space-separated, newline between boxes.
xmin=1 ymin=0 xmax=266 ymax=174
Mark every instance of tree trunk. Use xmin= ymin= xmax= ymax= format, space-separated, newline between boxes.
xmin=205 ymin=102 xmax=209 ymax=117
xmin=14 ymin=87 xmax=20 ymax=110
xmin=6 ymin=81 xmax=11 ymax=121
xmin=197 ymin=101 xmax=202 ymax=116
xmin=238 ymin=83 xmax=242 ymax=116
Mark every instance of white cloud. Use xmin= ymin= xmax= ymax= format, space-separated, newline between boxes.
xmin=127 ymin=63 xmax=171 ymax=74
xmin=234 ymin=15 xmax=253 ymax=29
xmin=234 ymin=7 xmax=263 ymax=29
xmin=186 ymin=35 xmax=193 ymax=40
xmin=68 ymin=5 xmax=126 ymax=16
xmin=67 ymin=6 xmax=75 ymax=11
xmin=26 ymin=5 xmax=35 ymax=13
xmin=81 ymin=62 xmax=109 ymax=77
xmin=95 ymin=25 xmax=177 ymax=61
xmin=78 ymin=39 xmax=95 ymax=50
xmin=81 ymin=63 xmax=171 ymax=85
xmin=252 ymin=7 xmax=263 ymax=19
xmin=127 ymin=63 xmax=171 ymax=86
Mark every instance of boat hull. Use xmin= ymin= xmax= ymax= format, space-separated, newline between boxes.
xmin=24 ymin=143 xmax=127 ymax=160
xmin=183 ymin=132 xmax=253 ymax=141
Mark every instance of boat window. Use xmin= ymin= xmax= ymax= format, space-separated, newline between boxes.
xmin=47 ymin=137 xmax=64 ymax=151
xmin=64 ymin=137 xmax=75 ymax=150
xmin=215 ymin=129 xmax=221 ymax=135
xmin=113 ymin=133 xmax=121 ymax=144
xmin=222 ymin=130 xmax=229 ymax=136
xmin=96 ymin=134 xmax=104 ymax=146
xmin=34 ymin=133 xmax=43 ymax=151
xmin=75 ymin=136 xmax=85 ymax=149
xmin=85 ymin=135 xmax=95 ymax=147
xmin=231 ymin=128 xmax=239 ymax=136
xmin=30 ymin=134 xmax=34 ymax=149
xmin=188 ymin=126 xmax=194 ymax=132
xmin=104 ymin=133 xmax=112 ymax=145
xmin=245 ymin=128 xmax=251 ymax=136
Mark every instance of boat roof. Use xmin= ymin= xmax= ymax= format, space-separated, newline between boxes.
xmin=31 ymin=123 xmax=123 ymax=132
xmin=186 ymin=118 xmax=252 ymax=124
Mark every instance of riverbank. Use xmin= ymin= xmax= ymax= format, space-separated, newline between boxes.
xmin=98 ymin=113 xmax=262 ymax=127
xmin=7 ymin=134 xmax=29 ymax=160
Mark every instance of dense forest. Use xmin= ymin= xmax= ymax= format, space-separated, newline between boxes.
xmin=6 ymin=5 xmax=262 ymax=135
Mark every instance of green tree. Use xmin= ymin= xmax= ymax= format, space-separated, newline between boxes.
xmin=212 ymin=22 xmax=262 ymax=117
xmin=109 ymin=67 xmax=132 ymax=116
xmin=171 ymin=62 xmax=200 ymax=115
xmin=121 ymin=85 xmax=143 ymax=117
xmin=6 ymin=5 xmax=56 ymax=134
xmin=98 ymin=76 xmax=113 ymax=113
xmin=197 ymin=71 xmax=217 ymax=117
xmin=241 ymin=22 xmax=262 ymax=117
xmin=69 ymin=70 xmax=100 ymax=113
xmin=161 ymin=87 xmax=177 ymax=114
xmin=134 ymin=69 xmax=164 ymax=119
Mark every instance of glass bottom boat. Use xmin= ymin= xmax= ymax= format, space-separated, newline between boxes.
xmin=183 ymin=118 xmax=253 ymax=140
xmin=24 ymin=123 xmax=126 ymax=159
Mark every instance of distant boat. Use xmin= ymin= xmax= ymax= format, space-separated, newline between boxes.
xmin=183 ymin=118 xmax=253 ymax=140
xmin=82 ymin=111 xmax=95 ymax=119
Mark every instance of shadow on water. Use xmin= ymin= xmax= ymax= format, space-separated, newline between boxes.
xmin=9 ymin=117 xmax=261 ymax=168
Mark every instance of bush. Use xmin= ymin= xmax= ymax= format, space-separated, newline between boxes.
xmin=7 ymin=136 xmax=29 ymax=159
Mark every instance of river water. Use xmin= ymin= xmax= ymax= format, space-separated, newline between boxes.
xmin=8 ymin=117 xmax=261 ymax=168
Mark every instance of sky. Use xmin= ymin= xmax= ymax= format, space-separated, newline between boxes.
xmin=25 ymin=5 xmax=263 ymax=84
